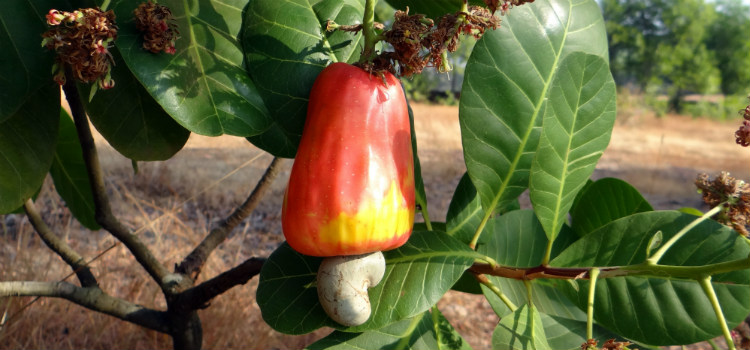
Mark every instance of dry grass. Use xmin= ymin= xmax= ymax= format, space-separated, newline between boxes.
xmin=1 ymin=101 xmax=748 ymax=349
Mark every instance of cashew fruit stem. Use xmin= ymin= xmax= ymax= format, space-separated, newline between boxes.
xmin=317 ymin=251 xmax=386 ymax=326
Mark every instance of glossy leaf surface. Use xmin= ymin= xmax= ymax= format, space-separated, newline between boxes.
xmin=243 ymin=0 xmax=364 ymax=157
xmin=492 ymin=304 xmax=550 ymax=350
xmin=257 ymin=231 xmax=479 ymax=334
xmin=114 ymin=0 xmax=272 ymax=137
xmin=0 ymin=84 xmax=60 ymax=213
xmin=81 ymin=49 xmax=190 ymax=161
xmin=460 ymin=0 xmax=607 ymax=217
xmin=307 ymin=309 xmax=472 ymax=350
xmin=49 ymin=109 xmax=99 ymax=230
xmin=552 ymin=211 xmax=750 ymax=345
xmin=529 ymin=52 xmax=616 ymax=240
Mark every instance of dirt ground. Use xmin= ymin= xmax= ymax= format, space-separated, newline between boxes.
xmin=3 ymin=102 xmax=749 ymax=349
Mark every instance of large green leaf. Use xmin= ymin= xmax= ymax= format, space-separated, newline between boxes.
xmin=478 ymin=210 xmax=586 ymax=320
xmin=446 ymin=172 xmax=485 ymax=245
xmin=0 ymin=0 xmax=60 ymax=121
xmin=242 ymin=0 xmax=365 ymax=157
xmin=528 ymin=52 xmax=616 ymax=241
xmin=49 ymin=109 xmax=99 ymax=230
xmin=552 ymin=211 xmax=750 ymax=345
xmin=257 ymin=231 xmax=480 ymax=334
xmin=459 ymin=0 xmax=607 ymax=217
xmin=0 ymin=84 xmax=60 ymax=214
xmin=113 ymin=0 xmax=271 ymax=137
xmin=307 ymin=308 xmax=472 ymax=350
xmin=492 ymin=304 xmax=550 ymax=350
xmin=80 ymin=48 xmax=190 ymax=161
xmin=569 ymin=177 xmax=653 ymax=237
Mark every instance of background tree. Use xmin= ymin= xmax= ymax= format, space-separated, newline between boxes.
xmin=707 ymin=0 xmax=750 ymax=96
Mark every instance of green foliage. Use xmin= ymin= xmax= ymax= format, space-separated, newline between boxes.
xmin=0 ymin=84 xmax=60 ymax=214
xmin=3 ymin=0 xmax=750 ymax=348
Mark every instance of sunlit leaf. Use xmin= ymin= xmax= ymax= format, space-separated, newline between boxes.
xmin=257 ymin=231 xmax=480 ymax=334
xmin=242 ymin=0 xmax=365 ymax=157
xmin=529 ymin=52 xmax=616 ymax=241
xmin=552 ymin=211 xmax=750 ymax=345
xmin=307 ymin=308 xmax=472 ymax=350
xmin=114 ymin=0 xmax=272 ymax=137
xmin=492 ymin=304 xmax=550 ymax=350
xmin=460 ymin=0 xmax=607 ymax=218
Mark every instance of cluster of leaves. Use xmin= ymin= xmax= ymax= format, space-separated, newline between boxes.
xmin=2 ymin=0 xmax=750 ymax=349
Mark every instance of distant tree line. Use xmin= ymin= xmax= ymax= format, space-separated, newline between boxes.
xmin=603 ymin=0 xmax=750 ymax=112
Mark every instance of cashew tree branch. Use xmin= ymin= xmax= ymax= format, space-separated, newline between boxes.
xmin=176 ymin=157 xmax=284 ymax=280
xmin=22 ymin=198 xmax=98 ymax=287
xmin=0 ymin=281 xmax=170 ymax=333
xmin=61 ymin=70 xmax=171 ymax=292
xmin=173 ymin=257 xmax=265 ymax=313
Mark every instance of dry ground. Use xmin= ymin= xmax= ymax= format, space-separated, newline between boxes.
xmin=1 ymin=102 xmax=748 ymax=349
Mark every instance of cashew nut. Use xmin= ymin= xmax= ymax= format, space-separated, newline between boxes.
xmin=316 ymin=251 xmax=386 ymax=326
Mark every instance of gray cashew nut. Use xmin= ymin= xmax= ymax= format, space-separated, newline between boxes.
xmin=317 ymin=251 xmax=386 ymax=326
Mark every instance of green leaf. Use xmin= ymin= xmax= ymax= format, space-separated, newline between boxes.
xmin=49 ymin=109 xmax=99 ymax=230
xmin=307 ymin=308 xmax=472 ymax=350
xmin=113 ymin=0 xmax=272 ymax=137
xmin=552 ymin=211 xmax=750 ymax=345
xmin=459 ymin=0 xmax=607 ymax=218
xmin=529 ymin=52 xmax=616 ymax=241
xmin=0 ymin=0 xmax=59 ymax=121
xmin=242 ymin=0 xmax=365 ymax=157
xmin=492 ymin=304 xmax=550 ymax=350
xmin=478 ymin=211 xmax=586 ymax=320
xmin=257 ymin=231 xmax=480 ymax=334
xmin=79 ymin=48 xmax=190 ymax=161
xmin=0 ymin=84 xmax=60 ymax=214
xmin=570 ymin=177 xmax=653 ymax=237
xmin=409 ymin=103 xmax=429 ymax=224
xmin=446 ymin=172 xmax=484 ymax=245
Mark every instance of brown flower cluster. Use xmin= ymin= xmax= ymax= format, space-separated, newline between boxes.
xmin=696 ymin=172 xmax=750 ymax=237
xmin=581 ymin=338 xmax=633 ymax=350
xmin=134 ymin=1 xmax=179 ymax=54
xmin=42 ymin=8 xmax=118 ymax=89
xmin=376 ymin=5 xmax=501 ymax=77
xmin=735 ymin=104 xmax=750 ymax=147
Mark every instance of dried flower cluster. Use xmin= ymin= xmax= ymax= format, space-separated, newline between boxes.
xmin=331 ymin=1 xmax=533 ymax=77
xmin=735 ymin=103 xmax=750 ymax=147
xmin=581 ymin=338 xmax=633 ymax=350
xmin=134 ymin=1 xmax=179 ymax=54
xmin=696 ymin=172 xmax=750 ymax=237
xmin=42 ymin=8 xmax=118 ymax=89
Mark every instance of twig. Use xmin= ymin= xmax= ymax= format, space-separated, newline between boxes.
xmin=176 ymin=157 xmax=284 ymax=280
xmin=173 ymin=257 xmax=265 ymax=312
xmin=22 ymin=199 xmax=98 ymax=287
xmin=61 ymin=70 xmax=171 ymax=291
xmin=0 ymin=281 xmax=169 ymax=333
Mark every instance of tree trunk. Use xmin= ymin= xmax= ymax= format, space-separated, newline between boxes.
xmin=171 ymin=311 xmax=203 ymax=350
xmin=668 ymin=90 xmax=683 ymax=114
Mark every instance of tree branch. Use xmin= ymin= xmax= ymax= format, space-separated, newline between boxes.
xmin=61 ymin=71 xmax=171 ymax=292
xmin=0 ymin=281 xmax=170 ymax=333
xmin=176 ymin=157 xmax=284 ymax=280
xmin=174 ymin=257 xmax=265 ymax=313
xmin=23 ymin=199 xmax=98 ymax=287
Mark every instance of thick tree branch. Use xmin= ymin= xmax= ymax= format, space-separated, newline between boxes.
xmin=176 ymin=158 xmax=284 ymax=280
xmin=0 ymin=281 xmax=170 ymax=333
xmin=62 ymin=71 xmax=171 ymax=291
xmin=23 ymin=199 xmax=98 ymax=287
xmin=174 ymin=257 xmax=265 ymax=313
